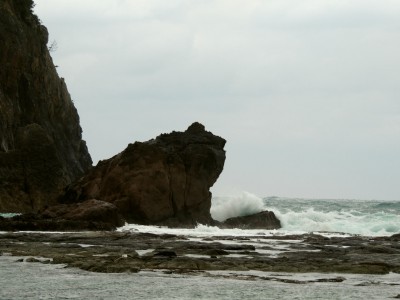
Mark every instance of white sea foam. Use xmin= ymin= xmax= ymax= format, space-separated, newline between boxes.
xmin=0 ymin=213 xmax=21 ymax=218
xmin=266 ymin=197 xmax=400 ymax=236
xmin=274 ymin=208 xmax=400 ymax=236
xmin=118 ymin=223 xmax=280 ymax=238
xmin=210 ymin=191 xmax=264 ymax=221
xmin=2 ymin=193 xmax=398 ymax=238
xmin=208 ymin=193 xmax=400 ymax=237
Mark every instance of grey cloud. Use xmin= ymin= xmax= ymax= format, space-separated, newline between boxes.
xmin=34 ymin=0 xmax=400 ymax=200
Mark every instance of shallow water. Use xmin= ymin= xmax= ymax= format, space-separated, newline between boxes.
xmin=1 ymin=256 xmax=399 ymax=300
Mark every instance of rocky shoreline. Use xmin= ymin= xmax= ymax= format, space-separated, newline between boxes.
xmin=1 ymin=6 xmax=399 ymax=297
xmin=1 ymin=230 xmax=399 ymax=276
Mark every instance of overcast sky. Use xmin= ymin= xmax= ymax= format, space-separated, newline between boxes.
xmin=34 ymin=0 xmax=400 ymax=200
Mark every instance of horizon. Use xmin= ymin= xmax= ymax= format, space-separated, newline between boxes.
xmin=34 ymin=1 xmax=400 ymax=201
xmin=214 ymin=192 xmax=400 ymax=202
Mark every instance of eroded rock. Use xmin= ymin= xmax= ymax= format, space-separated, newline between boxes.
xmin=60 ymin=122 xmax=226 ymax=227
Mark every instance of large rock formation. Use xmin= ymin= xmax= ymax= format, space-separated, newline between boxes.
xmin=0 ymin=0 xmax=92 ymax=212
xmin=61 ymin=122 xmax=226 ymax=227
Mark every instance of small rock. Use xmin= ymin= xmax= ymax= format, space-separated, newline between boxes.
xmin=25 ymin=257 xmax=40 ymax=263
xmin=153 ymin=250 xmax=177 ymax=258
xmin=315 ymin=277 xmax=346 ymax=283
xmin=205 ymin=249 xmax=229 ymax=256
xmin=127 ymin=252 xmax=139 ymax=258
xmin=222 ymin=211 xmax=281 ymax=230
xmin=129 ymin=267 xmax=140 ymax=273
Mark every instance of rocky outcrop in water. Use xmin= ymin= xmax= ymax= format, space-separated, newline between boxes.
xmin=61 ymin=122 xmax=226 ymax=227
xmin=221 ymin=211 xmax=281 ymax=229
xmin=0 ymin=0 xmax=92 ymax=213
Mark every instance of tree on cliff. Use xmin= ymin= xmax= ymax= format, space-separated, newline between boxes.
xmin=14 ymin=0 xmax=36 ymax=18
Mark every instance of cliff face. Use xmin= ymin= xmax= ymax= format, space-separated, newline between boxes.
xmin=0 ymin=0 xmax=92 ymax=212
xmin=61 ymin=123 xmax=226 ymax=227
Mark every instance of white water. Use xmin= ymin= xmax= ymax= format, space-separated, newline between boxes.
xmin=211 ymin=191 xmax=264 ymax=221
xmin=210 ymin=192 xmax=400 ymax=237
xmin=0 ymin=213 xmax=21 ymax=218
xmin=2 ymin=193 xmax=399 ymax=237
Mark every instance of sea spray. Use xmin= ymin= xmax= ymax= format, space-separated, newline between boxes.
xmin=210 ymin=194 xmax=400 ymax=236
xmin=264 ymin=197 xmax=400 ymax=236
xmin=0 ymin=213 xmax=21 ymax=218
xmin=211 ymin=191 xmax=264 ymax=222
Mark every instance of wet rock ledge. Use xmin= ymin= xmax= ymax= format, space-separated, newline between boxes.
xmin=1 ymin=231 xmax=399 ymax=275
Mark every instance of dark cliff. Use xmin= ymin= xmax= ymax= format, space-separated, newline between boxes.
xmin=0 ymin=0 xmax=92 ymax=212
xmin=61 ymin=122 xmax=226 ymax=227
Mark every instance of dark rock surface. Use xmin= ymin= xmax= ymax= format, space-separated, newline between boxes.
xmin=221 ymin=211 xmax=281 ymax=229
xmin=0 ymin=0 xmax=92 ymax=213
xmin=1 ymin=231 xmax=399 ymax=275
xmin=0 ymin=199 xmax=124 ymax=231
xmin=41 ymin=199 xmax=125 ymax=227
xmin=60 ymin=122 xmax=226 ymax=227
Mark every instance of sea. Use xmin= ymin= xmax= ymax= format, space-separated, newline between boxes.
xmin=211 ymin=193 xmax=400 ymax=236
xmin=1 ymin=193 xmax=400 ymax=299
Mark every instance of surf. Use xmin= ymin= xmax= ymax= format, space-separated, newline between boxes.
xmin=210 ymin=193 xmax=400 ymax=237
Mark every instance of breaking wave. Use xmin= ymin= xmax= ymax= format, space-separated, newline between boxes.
xmin=210 ymin=192 xmax=264 ymax=222
xmin=211 ymin=193 xmax=400 ymax=236
xmin=266 ymin=197 xmax=400 ymax=236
